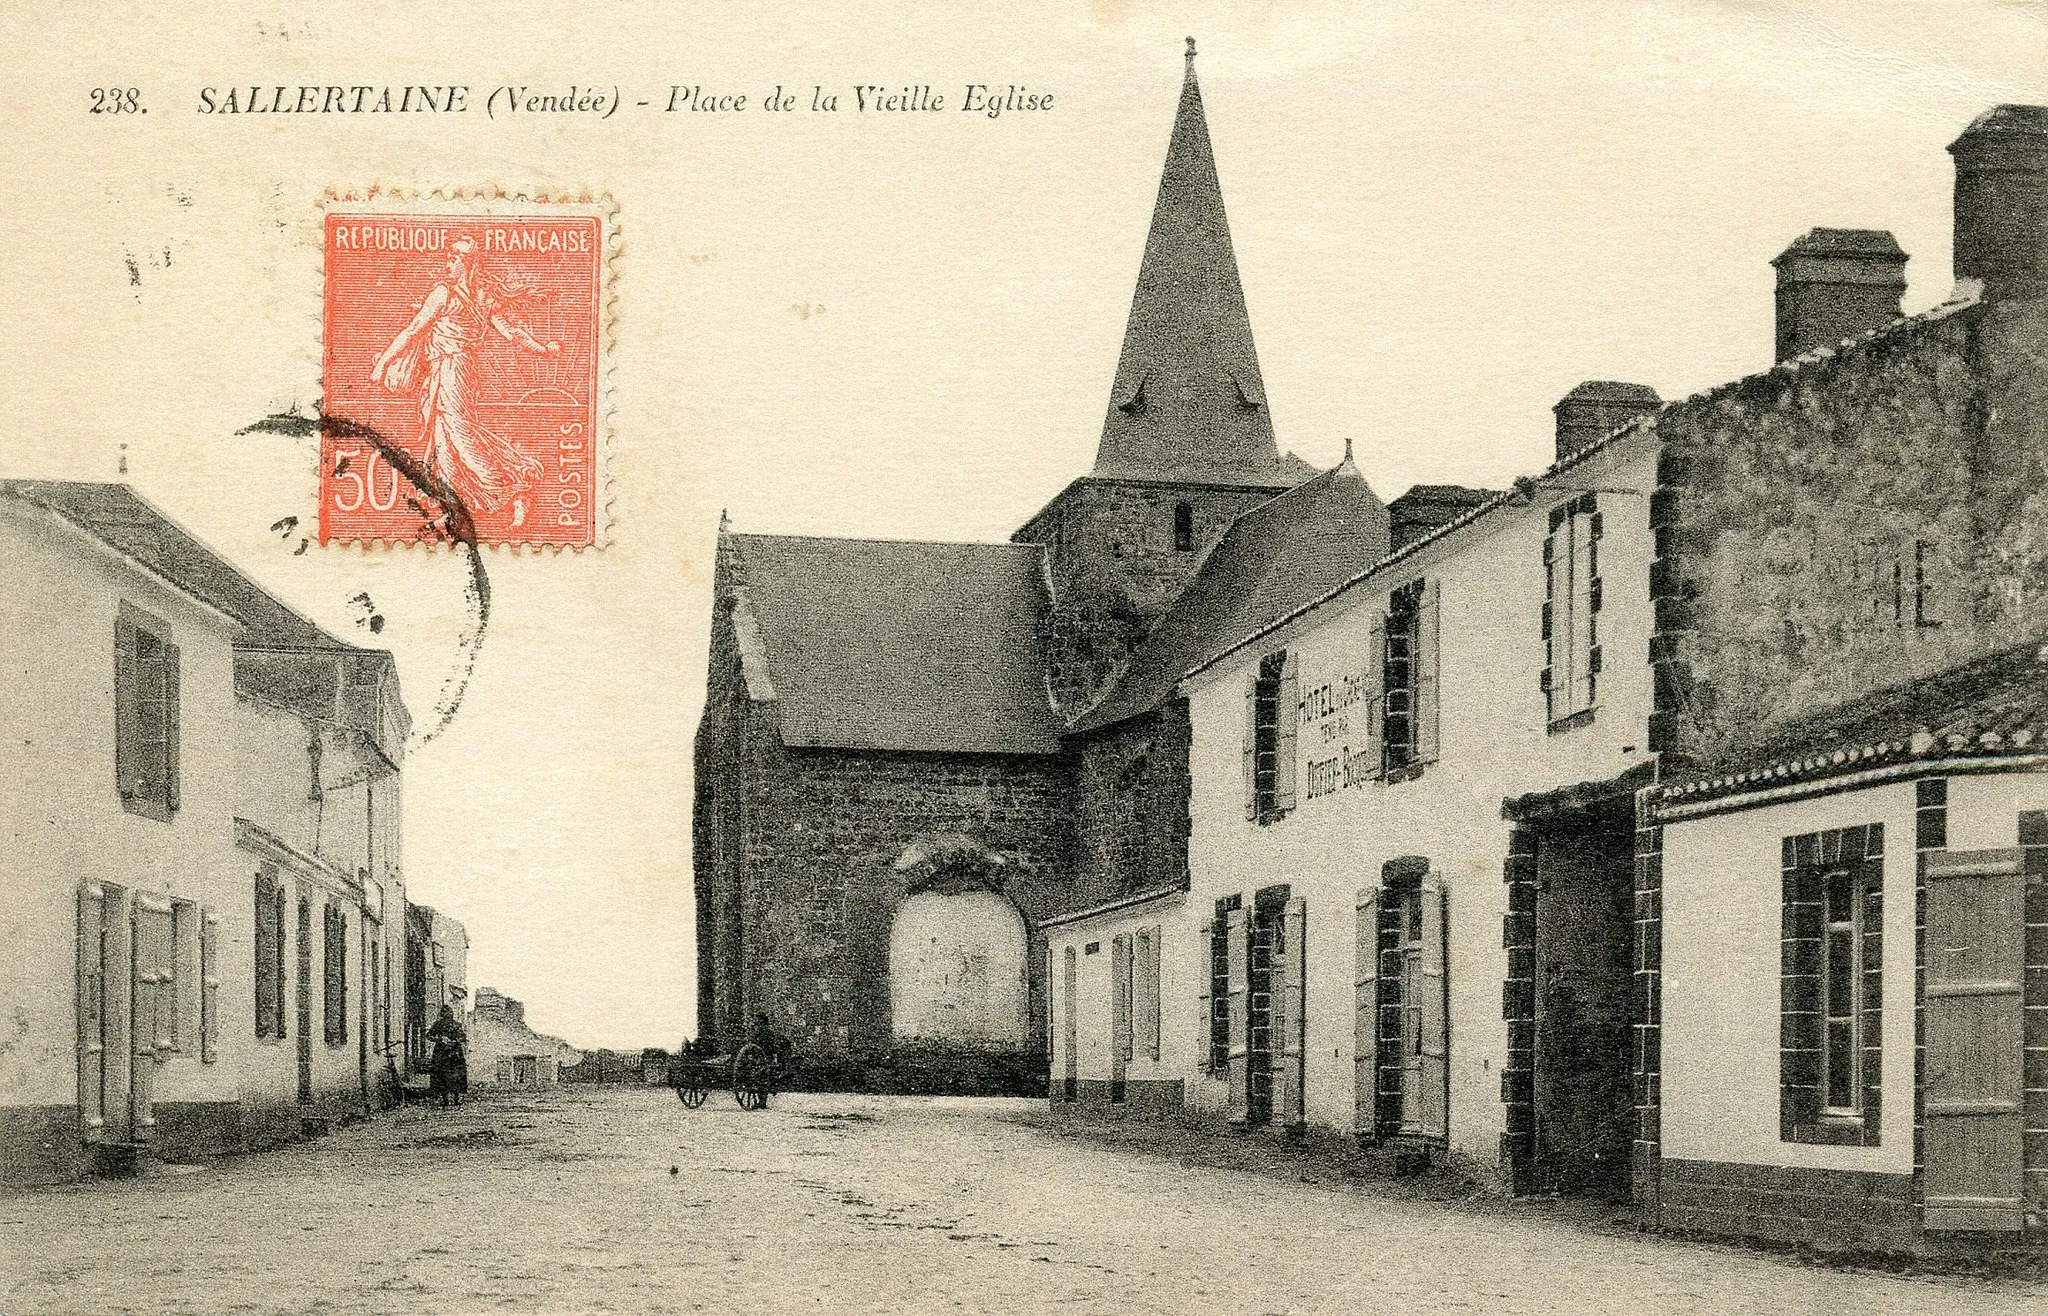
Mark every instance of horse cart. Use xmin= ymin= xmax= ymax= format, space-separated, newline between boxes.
xmin=671 ymin=1042 xmax=778 ymax=1111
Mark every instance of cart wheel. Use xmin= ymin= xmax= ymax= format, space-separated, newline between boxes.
xmin=677 ymin=1085 xmax=707 ymax=1109
xmin=731 ymin=1043 xmax=773 ymax=1111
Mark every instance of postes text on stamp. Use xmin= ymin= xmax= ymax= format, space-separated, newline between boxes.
xmin=322 ymin=201 xmax=608 ymax=546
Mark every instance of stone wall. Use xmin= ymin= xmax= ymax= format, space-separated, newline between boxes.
xmin=743 ymin=743 xmax=1073 ymax=1061
xmin=1069 ymin=701 xmax=1192 ymax=908
xmin=1650 ymin=293 xmax=2048 ymax=765
xmin=1019 ymin=479 xmax=1283 ymax=715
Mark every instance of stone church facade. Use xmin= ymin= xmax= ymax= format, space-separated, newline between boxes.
xmin=693 ymin=50 xmax=1405 ymax=1088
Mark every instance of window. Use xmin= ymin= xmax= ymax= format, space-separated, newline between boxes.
xmin=1542 ymin=495 xmax=1601 ymax=727
xmin=1173 ymin=502 xmax=1194 ymax=552
xmin=254 ymin=867 xmax=287 ymax=1040
xmin=1367 ymin=579 xmax=1441 ymax=778
xmin=1356 ymin=861 xmax=1448 ymax=1142
xmin=114 ymin=605 xmax=181 ymax=820
xmin=1242 ymin=651 xmax=1298 ymax=823
xmin=1780 ymin=823 xmax=1882 ymax=1146
xmin=323 ymin=904 xmax=348 ymax=1047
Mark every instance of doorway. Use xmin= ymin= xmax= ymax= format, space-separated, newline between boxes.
xmin=1529 ymin=800 xmax=1635 ymax=1199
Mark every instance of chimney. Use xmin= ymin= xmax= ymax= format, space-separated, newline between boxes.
xmin=1552 ymin=381 xmax=1661 ymax=462
xmin=1950 ymin=104 xmax=2048 ymax=296
xmin=1771 ymin=229 xmax=1907 ymax=360
xmin=1387 ymin=485 xmax=1494 ymax=550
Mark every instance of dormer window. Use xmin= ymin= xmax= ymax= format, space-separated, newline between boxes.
xmin=1173 ymin=502 xmax=1194 ymax=552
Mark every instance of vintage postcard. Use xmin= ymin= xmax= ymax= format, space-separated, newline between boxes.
xmin=5 ymin=3 xmax=2048 ymax=1314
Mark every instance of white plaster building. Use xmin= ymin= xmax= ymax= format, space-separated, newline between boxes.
xmin=0 ymin=480 xmax=413 ymax=1183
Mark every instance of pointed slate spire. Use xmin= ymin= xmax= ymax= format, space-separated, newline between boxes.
xmin=1093 ymin=41 xmax=1288 ymax=485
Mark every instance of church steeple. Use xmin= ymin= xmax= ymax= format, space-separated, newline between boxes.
xmin=1093 ymin=40 xmax=1288 ymax=485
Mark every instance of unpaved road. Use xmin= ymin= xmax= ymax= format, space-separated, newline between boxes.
xmin=3 ymin=1087 xmax=2041 ymax=1314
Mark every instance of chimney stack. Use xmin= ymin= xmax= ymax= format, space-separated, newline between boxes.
xmin=1771 ymin=229 xmax=1907 ymax=361
xmin=1552 ymin=381 xmax=1661 ymax=462
xmin=1950 ymin=105 xmax=2048 ymax=296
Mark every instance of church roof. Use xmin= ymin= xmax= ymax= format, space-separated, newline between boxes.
xmin=1073 ymin=453 xmax=1390 ymax=733
xmin=725 ymin=533 xmax=1064 ymax=755
xmin=1092 ymin=46 xmax=1296 ymax=487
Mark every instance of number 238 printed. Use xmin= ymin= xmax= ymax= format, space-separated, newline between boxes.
xmin=89 ymin=88 xmax=145 ymax=114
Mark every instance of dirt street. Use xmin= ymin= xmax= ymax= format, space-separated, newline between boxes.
xmin=2 ymin=1087 xmax=2042 ymax=1315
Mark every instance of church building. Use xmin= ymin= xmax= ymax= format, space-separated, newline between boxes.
xmin=692 ymin=46 xmax=1406 ymax=1087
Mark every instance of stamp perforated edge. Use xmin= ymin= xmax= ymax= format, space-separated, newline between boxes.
xmin=313 ymin=185 xmax=619 ymax=553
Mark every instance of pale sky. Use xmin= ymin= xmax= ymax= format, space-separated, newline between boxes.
xmin=3 ymin=2 xmax=2045 ymax=1047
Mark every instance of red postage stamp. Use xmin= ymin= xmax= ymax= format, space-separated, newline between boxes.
xmin=321 ymin=198 xmax=610 ymax=547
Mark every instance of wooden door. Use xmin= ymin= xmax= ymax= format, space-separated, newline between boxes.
xmin=1922 ymin=848 xmax=2025 ymax=1231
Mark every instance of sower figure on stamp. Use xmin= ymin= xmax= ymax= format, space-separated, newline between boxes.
xmin=427 ymin=1004 xmax=468 ymax=1108
xmin=369 ymin=235 xmax=558 ymax=530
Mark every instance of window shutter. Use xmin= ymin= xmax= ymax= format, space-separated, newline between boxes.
xmin=1276 ymin=895 xmax=1308 ymax=1129
xmin=1136 ymin=925 xmax=1161 ymax=1062
xmin=1415 ymin=874 xmax=1450 ymax=1140
xmin=1110 ymin=933 xmax=1132 ymax=1066
xmin=254 ymin=872 xmax=276 ymax=1039
xmin=162 ymin=642 xmax=181 ymax=813
xmin=77 ymin=883 xmax=107 ymax=1138
xmin=1542 ymin=530 xmax=1561 ymax=720
xmin=274 ymin=884 xmax=289 ymax=1040
xmin=1242 ymin=675 xmax=1259 ymax=821
xmin=1354 ymin=886 xmax=1379 ymax=1137
xmin=1274 ymin=650 xmax=1300 ymax=813
xmin=114 ymin=615 xmax=140 ymax=798
xmin=200 ymin=906 xmax=219 ymax=1063
xmin=1414 ymin=579 xmax=1441 ymax=765
xmin=1225 ymin=905 xmax=1251 ymax=1124
xmin=1195 ymin=919 xmax=1213 ymax=1074
xmin=1366 ymin=613 xmax=1387 ymax=776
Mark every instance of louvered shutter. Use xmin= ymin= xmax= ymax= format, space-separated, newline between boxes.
xmin=1195 ymin=919 xmax=1213 ymax=1074
xmin=1274 ymin=651 xmax=1300 ymax=813
xmin=1415 ymin=874 xmax=1450 ymax=1140
xmin=1365 ymin=613 xmax=1387 ymax=777
xmin=1225 ymin=905 xmax=1251 ymax=1124
xmin=114 ymin=615 xmax=140 ymax=799
xmin=1242 ymin=675 xmax=1259 ymax=821
xmin=1354 ymin=887 xmax=1379 ymax=1136
xmin=77 ymin=883 xmax=107 ymax=1139
xmin=1276 ymin=895 xmax=1308 ymax=1129
xmin=162 ymin=642 xmax=181 ymax=813
xmin=131 ymin=895 xmax=174 ymax=1136
xmin=1414 ymin=579 xmax=1441 ymax=764
xmin=200 ymin=906 xmax=219 ymax=1063
xmin=1136 ymin=925 xmax=1161 ymax=1062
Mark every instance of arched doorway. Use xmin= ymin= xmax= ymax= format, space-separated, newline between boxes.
xmin=887 ymin=890 xmax=1029 ymax=1047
